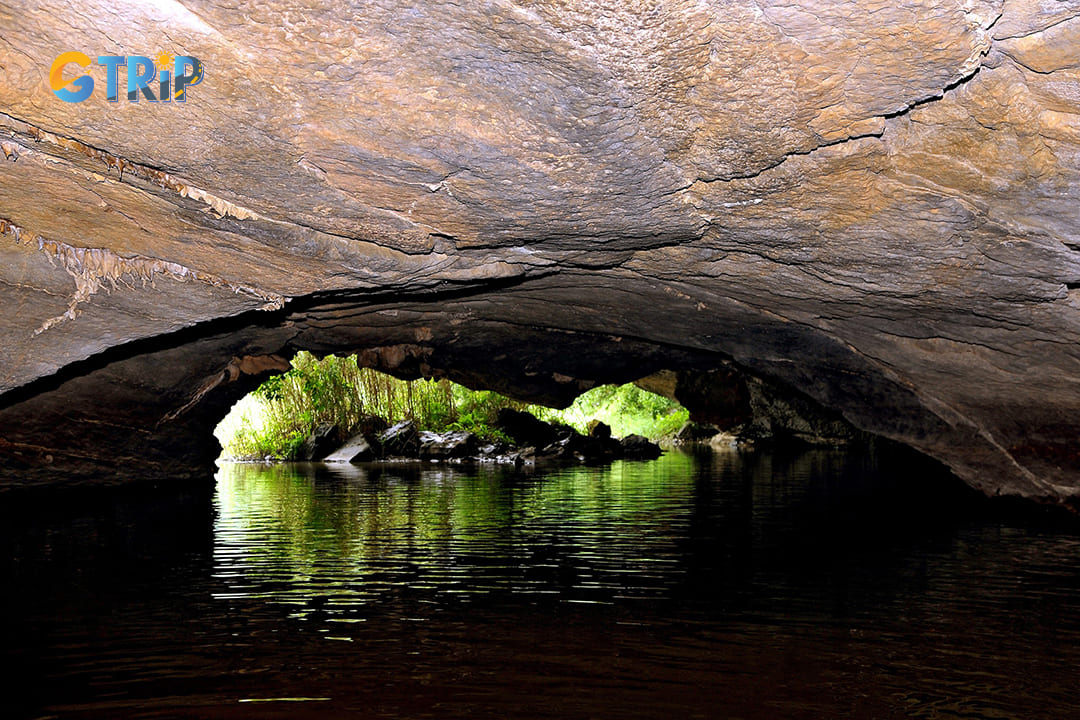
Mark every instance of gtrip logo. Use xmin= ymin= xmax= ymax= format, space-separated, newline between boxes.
xmin=50 ymin=51 xmax=204 ymax=103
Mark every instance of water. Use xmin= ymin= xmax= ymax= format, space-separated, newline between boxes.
xmin=2 ymin=448 xmax=1079 ymax=719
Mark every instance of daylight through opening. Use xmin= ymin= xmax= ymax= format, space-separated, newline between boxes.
xmin=214 ymin=351 xmax=689 ymax=464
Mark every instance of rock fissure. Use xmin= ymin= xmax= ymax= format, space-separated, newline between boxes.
xmin=992 ymin=11 xmax=1080 ymax=42
xmin=2 ymin=112 xmax=450 ymax=258
xmin=693 ymin=10 xmax=999 ymax=186
xmin=0 ymin=216 xmax=286 ymax=335
xmin=692 ymin=125 xmax=890 ymax=186
xmin=1 ymin=112 xmax=265 ymax=220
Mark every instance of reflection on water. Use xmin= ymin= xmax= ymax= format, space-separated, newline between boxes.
xmin=214 ymin=455 xmax=702 ymax=613
xmin=3 ymin=448 xmax=1080 ymax=719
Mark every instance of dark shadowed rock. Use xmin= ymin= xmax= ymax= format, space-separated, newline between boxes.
xmin=302 ymin=423 xmax=342 ymax=461
xmin=497 ymin=409 xmax=562 ymax=449
xmin=354 ymin=415 xmax=390 ymax=438
xmin=477 ymin=441 xmax=513 ymax=460
xmin=563 ymin=431 xmax=622 ymax=463
xmin=620 ymin=435 xmax=663 ymax=461
xmin=673 ymin=421 xmax=721 ymax=446
xmin=378 ymin=421 xmax=420 ymax=458
xmin=588 ymin=421 xmax=612 ymax=440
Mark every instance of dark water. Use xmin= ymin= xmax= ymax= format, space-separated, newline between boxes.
xmin=3 ymin=448 xmax=1079 ymax=719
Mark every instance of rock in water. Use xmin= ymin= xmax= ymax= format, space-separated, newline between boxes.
xmin=355 ymin=415 xmax=390 ymax=438
xmin=620 ymin=435 xmax=663 ymax=461
xmin=302 ymin=423 xmax=342 ymax=461
xmin=378 ymin=421 xmax=420 ymax=458
xmin=588 ymin=421 xmax=612 ymax=440
xmin=323 ymin=434 xmax=377 ymax=464
xmin=497 ymin=409 xmax=562 ymax=448
xmin=419 ymin=431 xmax=479 ymax=460
xmin=673 ymin=421 xmax=721 ymax=446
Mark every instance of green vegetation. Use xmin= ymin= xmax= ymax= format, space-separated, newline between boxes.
xmin=534 ymin=383 xmax=689 ymax=440
xmin=215 ymin=352 xmax=688 ymax=460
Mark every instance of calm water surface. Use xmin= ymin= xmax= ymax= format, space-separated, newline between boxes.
xmin=2 ymin=448 xmax=1078 ymax=719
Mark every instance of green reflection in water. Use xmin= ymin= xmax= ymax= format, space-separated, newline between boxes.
xmin=213 ymin=453 xmax=702 ymax=615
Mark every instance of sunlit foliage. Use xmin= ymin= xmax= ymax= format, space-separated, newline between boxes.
xmin=215 ymin=352 xmax=686 ymax=460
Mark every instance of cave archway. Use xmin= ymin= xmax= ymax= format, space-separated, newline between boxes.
xmin=4 ymin=0 xmax=1080 ymax=510
xmin=0 ymin=275 xmax=1056 ymax=508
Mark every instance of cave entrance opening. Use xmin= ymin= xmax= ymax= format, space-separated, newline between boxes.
xmin=213 ymin=351 xmax=689 ymax=463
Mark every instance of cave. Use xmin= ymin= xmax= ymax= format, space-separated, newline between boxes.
xmin=6 ymin=2 xmax=1080 ymax=717
xmin=3 ymin=250 xmax=1080 ymax=508
xmin=4 ymin=0 xmax=1080 ymax=509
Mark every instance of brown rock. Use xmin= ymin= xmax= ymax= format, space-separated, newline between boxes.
xmin=1 ymin=1 xmax=1080 ymax=509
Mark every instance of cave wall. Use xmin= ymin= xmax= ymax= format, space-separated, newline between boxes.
xmin=2 ymin=0 xmax=1080 ymax=507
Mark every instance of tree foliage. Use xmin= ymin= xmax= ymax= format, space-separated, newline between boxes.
xmin=536 ymin=383 xmax=688 ymax=440
xmin=215 ymin=352 xmax=687 ymax=460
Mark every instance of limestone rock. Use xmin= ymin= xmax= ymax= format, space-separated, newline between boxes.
xmin=323 ymin=434 xmax=377 ymax=464
xmin=419 ymin=431 xmax=479 ymax=460
xmin=302 ymin=423 xmax=342 ymax=461
xmin=673 ymin=421 xmax=723 ymax=446
xmin=588 ymin=421 xmax=612 ymax=441
xmin=377 ymin=421 xmax=420 ymax=458
xmin=0 ymin=0 xmax=1080 ymax=509
xmin=619 ymin=435 xmax=663 ymax=461
xmin=497 ymin=408 xmax=562 ymax=449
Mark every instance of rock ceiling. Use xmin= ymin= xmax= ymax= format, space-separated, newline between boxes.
xmin=1 ymin=0 xmax=1079 ymax=507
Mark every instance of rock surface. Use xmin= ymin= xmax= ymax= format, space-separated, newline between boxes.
xmin=497 ymin=408 xmax=564 ymax=449
xmin=418 ymin=431 xmax=479 ymax=461
xmin=619 ymin=435 xmax=664 ymax=461
xmin=322 ymin=433 xmax=377 ymax=464
xmin=2 ymin=1 xmax=1080 ymax=508
xmin=318 ymin=416 xmax=654 ymax=466
xmin=377 ymin=421 xmax=420 ymax=458
xmin=301 ymin=422 xmax=342 ymax=461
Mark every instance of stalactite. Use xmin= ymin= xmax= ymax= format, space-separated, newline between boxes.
xmin=0 ymin=217 xmax=285 ymax=335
